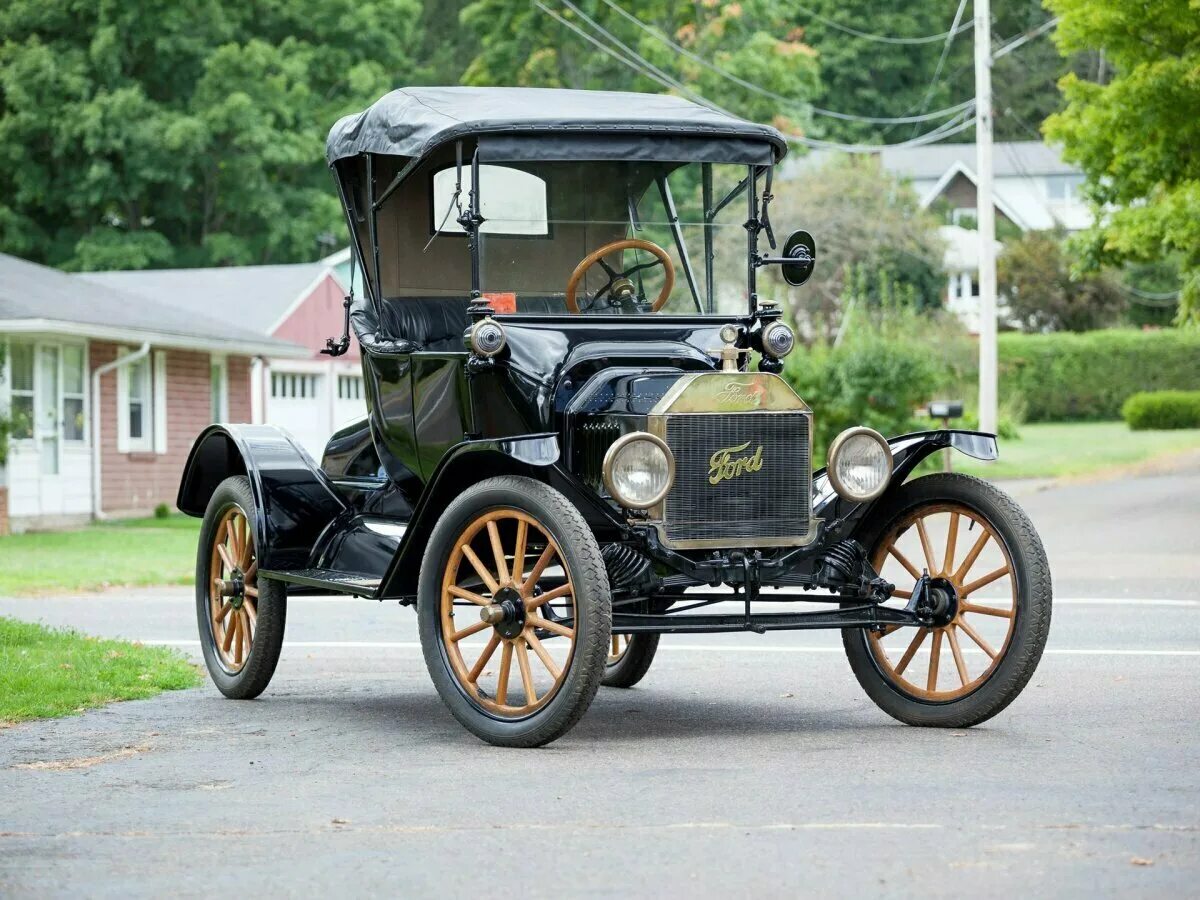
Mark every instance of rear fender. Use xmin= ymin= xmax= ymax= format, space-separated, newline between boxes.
xmin=176 ymin=424 xmax=347 ymax=570
xmin=378 ymin=433 xmax=625 ymax=599
xmin=814 ymin=429 xmax=998 ymax=544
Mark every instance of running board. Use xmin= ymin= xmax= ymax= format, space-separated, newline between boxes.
xmin=260 ymin=568 xmax=381 ymax=598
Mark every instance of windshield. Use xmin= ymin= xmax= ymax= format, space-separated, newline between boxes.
xmin=451 ymin=160 xmax=754 ymax=315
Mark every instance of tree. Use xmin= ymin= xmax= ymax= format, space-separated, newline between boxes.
xmin=0 ymin=0 xmax=421 ymax=270
xmin=459 ymin=0 xmax=821 ymax=134
xmin=1043 ymin=0 xmax=1200 ymax=325
xmin=998 ymin=230 xmax=1124 ymax=332
xmin=757 ymin=155 xmax=945 ymax=343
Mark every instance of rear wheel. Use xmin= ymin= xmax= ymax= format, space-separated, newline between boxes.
xmin=195 ymin=476 xmax=286 ymax=699
xmin=843 ymin=473 xmax=1051 ymax=727
xmin=418 ymin=476 xmax=611 ymax=747
xmin=602 ymin=633 xmax=659 ymax=688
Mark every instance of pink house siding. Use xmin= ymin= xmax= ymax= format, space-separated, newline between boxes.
xmin=270 ymin=274 xmax=359 ymax=361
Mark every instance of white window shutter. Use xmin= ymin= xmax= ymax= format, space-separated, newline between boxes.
xmin=116 ymin=348 xmax=130 ymax=454
xmin=153 ymin=351 xmax=168 ymax=454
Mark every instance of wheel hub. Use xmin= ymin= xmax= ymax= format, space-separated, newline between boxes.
xmin=481 ymin=586 xmax=527 ymax=639
xmin=923 ymin=577 xmax=958 ymax=627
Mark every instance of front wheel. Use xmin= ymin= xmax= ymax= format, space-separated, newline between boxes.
xmin=843 ymin=473 xmax=1051 ymax=727
xmin=418 ymin=476 xmax=611 ymax=747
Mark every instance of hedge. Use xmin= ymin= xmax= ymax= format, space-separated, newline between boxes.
xmin=1122 ymin=391 xmax=1200 ymax=430
xmin=998 ymin=329 xmax=1200 ymax=422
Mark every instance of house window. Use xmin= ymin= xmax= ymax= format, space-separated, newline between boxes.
xmin=9 ymin=341 xmax=34 ymax=440
xmin=62 ymin=344 xmax=86 ymax=442
xmin=210 ymin=355 xmax=229 ymax=422
xmin=950 ymin=207 xmax=978 ymax=227
xmin=1045 ymin=174 xmax=1084 ymax=201
xmin=117 ymin=348 xmax=166 ymax=454
xmin=432 ymin=165 xmax=549 ymax=236
xmin=271 ymin=372 xmax=320 ymax=399
xmin=337 ymin=374 xmax=363 ymax=401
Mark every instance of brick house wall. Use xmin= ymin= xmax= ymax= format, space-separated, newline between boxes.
xmin=92 ymin=341 xmax=254 ymax=516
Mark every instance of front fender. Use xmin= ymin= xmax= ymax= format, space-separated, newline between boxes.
xmin=814 ymin=429 xmax=998 ymax=543
xmin=176 ymin=424 xmax=346 ymax=570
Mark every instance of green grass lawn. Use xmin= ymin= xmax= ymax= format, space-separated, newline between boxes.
xmin=957 ymin=421 xmax=1200 ymax=480
xmin=0 ymin=617 xmax=200 ymax=725
xmin=0 ymin=515 xmax=201 ymax=596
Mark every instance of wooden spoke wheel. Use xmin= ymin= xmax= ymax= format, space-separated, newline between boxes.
xmin=208 ymin=506 xmax=259 ymax=673
xmin=843 ymin=474 xmax=1051 ymax=728
xmin=419 ymin=476 xmax=611 ymax=747
xmin=602 ymin=625 xmax=660 ymax=689
xmin=607 ymin=634 xmax=632 ymax=666
xmin=438 ymin=508 xmax=578 ymax=718
xmin=867 ymin=502 xmax=1016 ymax=701
xmin=195 ymin=476 xmax=286 ymax=700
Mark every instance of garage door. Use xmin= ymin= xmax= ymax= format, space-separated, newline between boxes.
xmin=267 ymin=371 xmax=329 ymax=460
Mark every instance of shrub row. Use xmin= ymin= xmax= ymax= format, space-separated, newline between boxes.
xmin=999 ymin=330 xmax=1200 ymax=422
xmin=1122 ymin=391 xmax=1200 ymax=430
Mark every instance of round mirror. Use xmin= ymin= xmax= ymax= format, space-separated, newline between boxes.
xmin=781 ymin=230 xmax=817 ymax=286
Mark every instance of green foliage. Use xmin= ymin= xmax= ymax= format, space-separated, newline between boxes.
xmin=0 ymin=617 xmax=200 ymax=724
xmin=998 ymin=329 xmax=1200 ymax=422
xmin=460 ymin=0 xmax=821 ymax=133
xmin=1122 ymin=258 xmax=1183 ymax=328
xmin=153 ymin=502 xmax=171 ymax=520
xmin=998 ymin=230 xmax=1125 ymax=332
xmin=1043 ymin=0 xmax=1200 ymax=326
xmin=0 ymin=0 xmax=421 ymax=270
xmin=783 ymin=304 xmax=951 ymax=463
xmin=1122 ymin=391 xmax=1200 ymax=431
xmin=759 ymin=155 xmax=945 ymax=342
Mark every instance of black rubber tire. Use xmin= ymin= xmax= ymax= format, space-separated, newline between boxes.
xmin=602 ymin=634 xmax=660 ymax=688
xmin=195 ymin=476 xmax=287 ymax=700
xmin=843 ymin=473 xmax=1052 ymax=727
xmin=418 ymin=476 xmax=612 ymax=748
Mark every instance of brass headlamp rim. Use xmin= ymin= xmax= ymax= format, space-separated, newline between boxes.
xmin=602 ymin=431 xmax=676 ymax=510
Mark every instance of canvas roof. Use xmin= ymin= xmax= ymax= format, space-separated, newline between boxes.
xmin=326 ymin=86 xmax=788 ymax=164
xmin=0 ymin=253 xmax=307 ymax=357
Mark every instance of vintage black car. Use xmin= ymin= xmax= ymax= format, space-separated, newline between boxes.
xmin=178 ymin=87 xmax=1052 ymax=747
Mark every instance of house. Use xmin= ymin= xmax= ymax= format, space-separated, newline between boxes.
xmin=80 ymin=263 xmax=360 ymax=460
xmin=0 ymin=252 xmax=306 ymax=533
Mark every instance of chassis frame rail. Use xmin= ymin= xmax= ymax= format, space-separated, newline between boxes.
xmin=608 ymin=596 xmax=920 ymax=635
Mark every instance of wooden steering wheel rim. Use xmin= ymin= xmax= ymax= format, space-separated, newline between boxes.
xmin=565 ymin=238 xmax=675 ymax=313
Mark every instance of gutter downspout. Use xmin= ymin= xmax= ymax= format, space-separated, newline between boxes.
xmin=91 ymin=341 xmax=150 ymax=521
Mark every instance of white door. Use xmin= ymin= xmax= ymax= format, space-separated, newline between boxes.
xmin=333 ymin=372 xmax=367 ymax=431
xmin=266 ymin=369 xmax=328 ymax=460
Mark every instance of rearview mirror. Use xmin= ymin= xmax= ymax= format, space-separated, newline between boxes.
xmin=780 ymin=230 xmax=816 ymax=286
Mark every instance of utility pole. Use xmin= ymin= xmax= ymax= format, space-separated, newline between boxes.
xmin=974 ymin=0 xmax=998 ymax=435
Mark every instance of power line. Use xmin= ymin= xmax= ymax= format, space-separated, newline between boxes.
xmin=909 ymin=0 xmax=970 ymax=137
xmin=992 ymin=17 xmax=1061 ymax=61
xmin=1122 ymin=285 xmax=1180 ymax=305
xmin=595 ymin=0 xmax=973 ymax=126
xmin=793 ymin=2 xmax=973 ymax=45
xmin=541 ymin=1 xmax=979 ymax=155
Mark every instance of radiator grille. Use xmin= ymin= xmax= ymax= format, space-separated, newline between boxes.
xmin=663 ymin=412 xmax=811 ymax=546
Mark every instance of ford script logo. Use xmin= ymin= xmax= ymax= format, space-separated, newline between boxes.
xmin=715 ymin=380 xmax=767 ymax=409
xmin=708 ymin=441 xmax=764 ymax=485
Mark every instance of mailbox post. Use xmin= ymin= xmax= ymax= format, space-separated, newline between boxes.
xmin=927 ymin=400 xmax=965 ymax=471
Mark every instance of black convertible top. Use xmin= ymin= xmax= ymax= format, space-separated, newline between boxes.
xmin=326 ymin=86 xmax=788 ymax=166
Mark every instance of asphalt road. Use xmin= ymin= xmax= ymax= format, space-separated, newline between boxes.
xmin=1 ymin=471 xmax=1198 ymax=898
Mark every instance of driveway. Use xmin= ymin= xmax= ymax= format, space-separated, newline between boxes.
xmin=1 ymin=472 xmax=1197 ymax=897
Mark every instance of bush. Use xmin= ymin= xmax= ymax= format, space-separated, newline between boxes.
xmin=999 ymin=329 xmax=1200 ymax=422
xmin=153 ymin=502 xmax=171 ymax=520
xmin=1121 ymin=391 xmax=1200 ymax=430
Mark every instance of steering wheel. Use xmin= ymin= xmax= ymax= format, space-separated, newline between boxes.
xmin=565 ymin=239 xmax=675 ymax=314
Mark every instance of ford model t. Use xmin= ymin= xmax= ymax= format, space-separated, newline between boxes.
xmin=178 ymin=88 xmax=1051 ymax=747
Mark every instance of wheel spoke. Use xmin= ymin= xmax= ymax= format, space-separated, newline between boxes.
xmin=515 ymin=638 xmax=537 ymax=705
xmin=496 ymin=641 xmax=513 ymax=706
xmin=525 ymin=582 xmax=573 ymax=611
xmin=225 ymin=519 xmax=240 ymax=569
xmin=891 ymin=588 xmax=912 ymax=600
xmin=957 ymin=618 xmax=997 ymax=659
xmin=915 ymin=517 xmax=937 ymax=573
xmin=529 ymin=615 xmax=574 ymax=638
xmin=243 ymin=561 xmax=257 ymax=583
xmin=927 ymin=628 xmax=943 ymax=692
xmin=239 ymin=517 xmax=253 ymax=568
xmin=960 ymin=564 xmax=1011 ymax=598
xmin=244 ymin=585 xmax=259 ymax=599
xmin=461 ymin=544 xmax=500 ymax=594
xmin=468 ymin=632 xmax=502 ymax=683
xmin=894 ymin=627 xmax=928 ymax=676
xmin=222 ymin=612 xmax=237 ymax=653
xmin=888 ymin=544 xmax=922 ymax=580
xmin=947 ymin=625 xmax=969 ymax=686
xmin=953 ymin=529 xmax=991 ymax=584
xmin=961 ymin=602 xmax=1014 ymax=619
xmin=512 ymin=519 xmax=528 ymax=587
xmin=215 ymin=601 xmax=233 ymax=623
xmin=450 ymin=619 xmax=492 ymax=643
xmin=611 ymin=635 xmax=620 ymax=656
xmin=216 ymin=543 xmax=236 ymax=574
xmin=240 ymin=609 xmax=252 ymax=658
xmin=526 ymin=630 xmax=562 ymax=679
xmin=243 ymin=597 xmax=257 ymax=627
xmin=523 ymin=545 xmax=557 ymax=593
xmin=877 ymin=623 xmax=905 ymax=637
xmin=231 ymin=614 xmax=243 ymax=664
xmin=448 ymin=584 xmax=491 ymax=606
xmin=943 ymin=512 xmax=960 ymax=576
xmin=486 ymin=521 xmax=511 ymax=585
